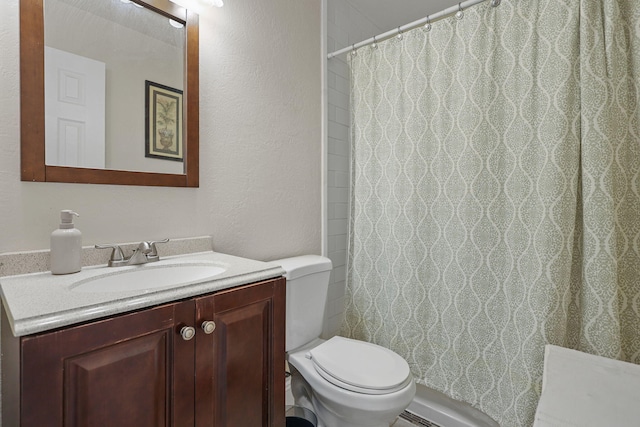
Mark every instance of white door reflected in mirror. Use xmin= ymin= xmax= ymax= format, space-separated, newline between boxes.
xmin=45 ymin=47 xmax=106 ymax=169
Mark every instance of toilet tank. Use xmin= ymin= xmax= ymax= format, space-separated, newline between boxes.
xmin=273 ymin=255 xmax=332 ymax=352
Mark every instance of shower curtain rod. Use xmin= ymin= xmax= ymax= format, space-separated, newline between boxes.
xmin=327 ymin=0 xmax=498 ymax=59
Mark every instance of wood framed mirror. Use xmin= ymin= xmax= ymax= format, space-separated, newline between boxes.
xmin=20 ymin=0 xmax=199 ymax=187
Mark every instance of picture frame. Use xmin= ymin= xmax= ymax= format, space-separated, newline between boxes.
xmin=145 ymin=80 xmax=183 ymax=162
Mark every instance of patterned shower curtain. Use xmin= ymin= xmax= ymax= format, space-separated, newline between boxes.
xmin=343 ymin=0 xmax=640 ymax=425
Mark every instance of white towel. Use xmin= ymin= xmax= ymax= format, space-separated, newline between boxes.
xmin=533 ymin=344 xmax=640 ymax=427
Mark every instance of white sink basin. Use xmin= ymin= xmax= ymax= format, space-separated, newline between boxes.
xmin=70 ymin=263 xmax=226 ymax=293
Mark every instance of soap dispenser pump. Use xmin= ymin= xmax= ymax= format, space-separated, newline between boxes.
xmin=50 ymin=210 xmax=82 ymax=275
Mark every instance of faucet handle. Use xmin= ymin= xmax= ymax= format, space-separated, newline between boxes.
xmin=95 ymin=244 xmax=125 ymax=262
xmin=136 ymin=241 xmax=152 ymax=254
xmin=148 ymin=239 xmax=169 ymax=257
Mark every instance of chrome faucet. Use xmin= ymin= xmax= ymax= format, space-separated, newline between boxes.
xmin=95 ymin=239 xmax=169 ymax=267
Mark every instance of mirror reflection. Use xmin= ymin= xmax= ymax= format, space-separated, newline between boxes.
xmin=44 ymin=0 xmax=185 ymax=174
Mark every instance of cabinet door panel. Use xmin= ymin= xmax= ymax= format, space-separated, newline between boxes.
xmin=64 ymin=332 xmax=168 ymax=427
xmin=195 ymin=278 xmax=285 ymax=427
xmin=217 ymin=298 xmax=270 ymax=426
xmin=21 ymin=301 xmax=195 ymax=427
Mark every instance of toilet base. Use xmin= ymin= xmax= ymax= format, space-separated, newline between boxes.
xmin=290 ymin=367 xmax=411 ymax=427
xmin=311 ymin=393 xmax=397 ymax=427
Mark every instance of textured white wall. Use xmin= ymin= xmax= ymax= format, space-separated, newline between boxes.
xmin=0 ymin=1 xmax=320 ymax=422
xmin=0 ymin=0 xmax=322 ymax=261
xmin=324 ymin=0 xmax=381 ymax=337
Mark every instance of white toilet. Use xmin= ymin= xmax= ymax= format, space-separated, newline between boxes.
xmin=275 ymin=255 xmax=416 ymax=427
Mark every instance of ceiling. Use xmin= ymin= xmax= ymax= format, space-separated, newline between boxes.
xmin=346 ymin=0 xmax=464 ymax=33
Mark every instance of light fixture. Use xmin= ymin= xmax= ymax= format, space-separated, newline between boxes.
xmin=170 ymin=0 xmax=224 ymax=7
xmin=169 ymin=19 xmax=184 ymax=28
xmin=120 ymin=0 xmax=143 ymax=7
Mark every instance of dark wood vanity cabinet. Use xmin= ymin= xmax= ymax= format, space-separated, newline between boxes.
xmin=3 ymin=277 xmax=285 ymax=427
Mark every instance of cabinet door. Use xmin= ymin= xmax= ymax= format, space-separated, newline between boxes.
xmin=194 ymin=278 xmax=285 ymax=427
xmin=21 ymin=300 xmax=195 ymax=427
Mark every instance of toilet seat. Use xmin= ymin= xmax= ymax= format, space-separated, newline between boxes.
xmin=307 ymin=336 xmax=411 ymax=395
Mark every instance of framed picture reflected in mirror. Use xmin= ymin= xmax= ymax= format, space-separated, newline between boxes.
xmin=145 ymin=80 xmax=183 ymax=162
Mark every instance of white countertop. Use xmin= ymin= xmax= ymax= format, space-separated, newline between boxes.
xmin=0 ymin=251 xmax=285 ymax=337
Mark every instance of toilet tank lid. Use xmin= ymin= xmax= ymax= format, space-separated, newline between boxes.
xmin=272 ymin=255 xmax=332 ymax=280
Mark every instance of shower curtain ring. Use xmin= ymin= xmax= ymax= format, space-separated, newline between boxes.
xmin=371 ymin=36 xmax=378 ymax=49
xmin=490 ymin=0 xmax=501 ymax=6
xmin=351 ymin=44 xmax=357 ymax=57
xmin=423 ymin=15 xmax=432 ymax=32
xmin=397 ymin=27 xmax=403 ymax=40
xmin=456 ymin=2 xmax=464 ymax=19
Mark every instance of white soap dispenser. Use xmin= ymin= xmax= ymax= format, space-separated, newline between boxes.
xmin=50 ymin=210 xmax=82 ymax=275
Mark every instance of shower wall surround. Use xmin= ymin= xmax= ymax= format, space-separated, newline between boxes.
xmin=325 ymin=0 xmax=381 ymax=337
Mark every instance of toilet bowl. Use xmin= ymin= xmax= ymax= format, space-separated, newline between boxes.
xmin=289 ymin=337 xmax=416 ymax=427
xmin=274 ymin=255 xmax=416 ymax=427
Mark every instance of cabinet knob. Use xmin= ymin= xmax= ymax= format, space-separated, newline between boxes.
xmin=180 ymin=326 xmax=196 ymax=341
xmin=201 ymin=320 xmax=216 ymax=334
